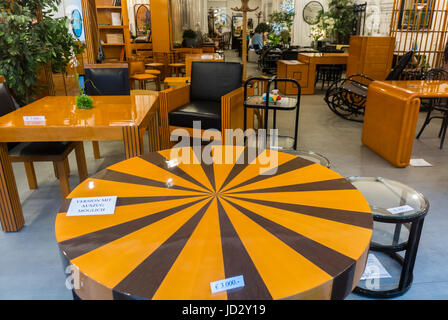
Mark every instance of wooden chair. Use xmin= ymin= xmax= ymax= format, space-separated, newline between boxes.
xmin=129 ymin=60 xmax=160 ymax=91
xmin=9 ymin=142 xmax=87 ymax=199
xmin=169 ymin=48 xmax=203 ymax=77
xmin=146 ymin=52 xmax=169 ymax=81
xmin=159 ymin=61 xmax=249 ymax=147
xmin=0 ymin=80 xmax=87 ymax=199
xmin=130 ymin=90 xmax=165 ymax=152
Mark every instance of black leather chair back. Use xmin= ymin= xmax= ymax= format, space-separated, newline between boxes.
xmin=0 ymin=83 xmax=18 ymax=117
xmin=386 ymin=51 xmax=413 ymax=81
xmin=190 ymin=61 xmax=242 ymax=102
xmin=0 ymin=83 xmax=20 ymax=150
xmin=84 ymin=67 xmax=130 ymax=96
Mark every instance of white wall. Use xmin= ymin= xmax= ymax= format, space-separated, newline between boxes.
xmin=292 ymin=0 xmax=328 ymax=46
xmin=55 ymin=0 xmax=85 ymax=41
xmin=207 ymin=0 xmax=263 ymax=31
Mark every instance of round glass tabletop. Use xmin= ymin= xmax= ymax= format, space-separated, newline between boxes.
xmin=346 ymin=177 xmax=429 ymax=222
xmin=281 ymin=149 xmax=331 ymax=168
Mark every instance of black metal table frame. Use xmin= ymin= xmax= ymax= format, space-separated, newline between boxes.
xmin=243 ymin=77 xmax=301 ymax=150
xmin=354 ymin=190 xmax=429 ymax=298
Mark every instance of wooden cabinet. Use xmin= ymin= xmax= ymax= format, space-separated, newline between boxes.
xmin=94 ymin=0 xmax=131 ymax=62
xmin=346 ymin=36 xmax=395 ymax=80
xmin=277 ymin=60 xmax=309 ymax=95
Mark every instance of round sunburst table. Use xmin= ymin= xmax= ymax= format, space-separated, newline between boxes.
xmin=56 ymin=146 xmax=373 ymax=300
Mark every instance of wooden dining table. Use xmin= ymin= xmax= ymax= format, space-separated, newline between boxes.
xmin=184 ymin=53 xmax=225 ymax=77
xmin=0 ymin=94 xmax=162 ymax=232
xmin=164 ymin=53 xmax=225 ymax=88
xmin=56 ymin=146 xmax=373 ymax=300
xmin=297 ymin=53 xmax=349 ymax=95
xmin=362 ymin=80 xmax=448 ymax=167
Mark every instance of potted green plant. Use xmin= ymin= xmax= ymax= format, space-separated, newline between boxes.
xmin=182 ymin=29 xmax=197 ymax=48
xmin=76 ymin=93 xmax=94 ymax=109
xmin=0 ymin=0 xmax=85 ymax=105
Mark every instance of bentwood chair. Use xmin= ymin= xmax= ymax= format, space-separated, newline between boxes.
xmin=325 ymin=50 xmax=414 ymax=122
xmin=416 ymin=68 xmax=448 ymax=149
xmin=0 ymin=80 xmax=87 ymax=199
xmin=84 ymin=63 xmax=131 ymax=159
xmin=159 ymin=61 xmax=244 ymax=146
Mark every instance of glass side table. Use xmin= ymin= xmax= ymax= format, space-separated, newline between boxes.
xmin=347 ymin=176 xmax=429 ymax=298
xmin=281 ymin=149 xmax=331 ymax=168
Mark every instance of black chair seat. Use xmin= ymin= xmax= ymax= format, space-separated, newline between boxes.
xmin=8 ymin=142 xmax=73 ymax=160
xmin=169 ymin=101 xmax=221 ymax=130
xmin=341 ymin=82 xmax=368 ymax=98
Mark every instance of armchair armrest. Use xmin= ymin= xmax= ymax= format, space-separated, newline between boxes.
xmin=159 ymin=85 xmax=190 ymax=149
xmin=160 ymin=85 xmax=190 ymax=113
xmin=221 ymin=87 xmax=245 ymax=131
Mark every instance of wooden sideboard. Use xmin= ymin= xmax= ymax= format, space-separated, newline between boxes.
xmin=346 ymin=36 xmax=395 ymax=80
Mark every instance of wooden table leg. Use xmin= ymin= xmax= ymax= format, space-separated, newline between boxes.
xmin=74 ymin=142 xmax=88 ymax=182
xmin=55 ymin=160 xmax=71 ymax=200
xmin=24 ymin=161 xmax=38 ymax=190
xmin=0 ymin=143 xmax=24 ymax=232
xmin=92 ymin=141 xmax=101 ymax=159
xmin=123 ymin=126 xmax=143 ymax=159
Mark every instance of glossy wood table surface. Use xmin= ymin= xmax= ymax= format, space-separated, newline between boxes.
xmin=0 ymin=95 xmax=159 ymax=232
xmin=56 ymin=146 xmax=373 ymax=300
xmin=297 ymin=53 xmax=348 ymax=95
xmin=362 ymin=80 xmax=448 ymax=167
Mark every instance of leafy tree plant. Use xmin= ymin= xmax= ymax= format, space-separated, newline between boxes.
xmin=268 ymin=0 xmax=295 ymax=45
xmin=318 ymin=0 xmax=357 ymax=44
xmin=0 ymin=0 xmax=84 ymax=105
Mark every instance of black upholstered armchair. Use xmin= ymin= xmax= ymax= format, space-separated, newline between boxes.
xmin=159 ymin=61 xmax=245 ymax=146
xmin=84 ymin=64 xmax=131 ymax=158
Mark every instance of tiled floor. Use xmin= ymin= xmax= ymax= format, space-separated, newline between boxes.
xmin=0 ymin=51 xmax=447 ymax=299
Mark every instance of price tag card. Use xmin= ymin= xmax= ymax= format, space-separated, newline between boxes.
xmin=67 ymin=196 xmax=118 ymax=217
xmin=210 ymin=275 xmax=245 ymax=294
xmin=23 ymin=116 xmax=46 ymax=122
xmin=387 ymin=205 xmax=414 ymax=214
xmin=23 ymin=116 xmax=46 ymax=126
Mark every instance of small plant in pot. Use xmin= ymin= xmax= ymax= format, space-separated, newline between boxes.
xmin=182 ymin=29 xmax=197 ymax=48
xmin=71 ymin=57 xmax=94 ymax=110
xmin=76 ymin=93 xmax=94 ymax=109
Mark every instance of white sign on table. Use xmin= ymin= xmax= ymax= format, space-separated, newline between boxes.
xmin=67 ymin=196 xmax=118 ymax=217
xmin=210 ymin=275 xmax=245 ymax=294
xmin=387 ymin=205 xmax=414 ymax=214
xmin=23 ymin=116 xmax=46 ymax=126
xmin=360 ymin=253 xmax=391 ymax=280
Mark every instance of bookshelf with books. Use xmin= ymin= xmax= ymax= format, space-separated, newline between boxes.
xmin=95 ymin=0 xmax=131 ymax=62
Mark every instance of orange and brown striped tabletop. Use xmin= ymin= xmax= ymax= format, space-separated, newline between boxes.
xmin=55 ymin=146 xmax=373 ymax=300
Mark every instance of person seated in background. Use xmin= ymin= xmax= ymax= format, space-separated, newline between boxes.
xmin=252 ymin=26 xmax=264 ymax=52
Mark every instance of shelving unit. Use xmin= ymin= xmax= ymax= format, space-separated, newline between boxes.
xmin=94 ymin=0 xmax=131 ymax=62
